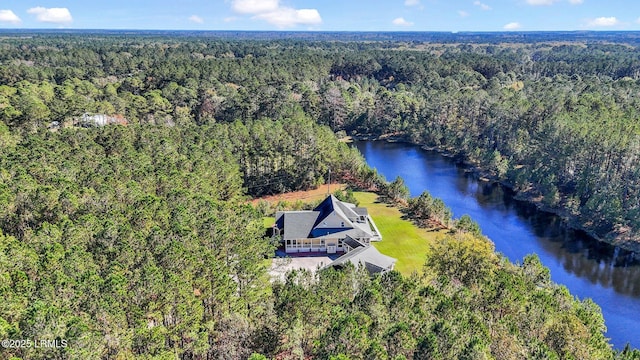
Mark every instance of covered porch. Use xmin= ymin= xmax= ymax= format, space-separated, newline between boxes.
xmin=284 ymin=237 xmax=343 ymax=254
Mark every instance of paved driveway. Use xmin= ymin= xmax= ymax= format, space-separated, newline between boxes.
xmin=269 ymin=251 xmax=340 ymax=282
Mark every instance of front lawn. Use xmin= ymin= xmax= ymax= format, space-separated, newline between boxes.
xmin=354 ymin=192 xmax=446 ymax=275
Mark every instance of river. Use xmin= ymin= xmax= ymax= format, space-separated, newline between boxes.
xmin=355 ymin=140 xmax=640 ymax=350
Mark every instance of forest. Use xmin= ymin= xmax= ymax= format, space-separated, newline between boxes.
xmin=1 ymin=31 xmax=640 ymax=359
xmin=2 ymin=32 xmax=640 ymax=248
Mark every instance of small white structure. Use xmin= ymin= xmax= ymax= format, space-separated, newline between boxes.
xmin=79 ymin=113 xmax=128 ymax=127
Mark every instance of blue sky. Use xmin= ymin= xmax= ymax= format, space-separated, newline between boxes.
xmin=0 ymin=0 xmax=639 ymax=31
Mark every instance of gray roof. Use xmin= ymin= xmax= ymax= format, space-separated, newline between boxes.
xmin=330 ymin=246 xmax=396 ymax=274
xmin=280 ymin=211 xmax=320 ymax=240
xmin=353 ymin=207 xmax=369 ymax=216
xmin=275 ymin=195 xmax=377 ymax=240
xmin=313 ymin=195 xmax=374 ymax=236
xmin=314 ymin=227 xmax=371 ymax=240
xmin=342 ymin=236 xmax=366 ymax=249
xmin=313 ymin=195 xmax=352 ymax=227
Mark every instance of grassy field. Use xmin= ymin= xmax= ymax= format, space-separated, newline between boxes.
xmin=263 ymin=217 xmax=275 ymax=228
xmin=354 ymin=192 xmax=446 ymax=275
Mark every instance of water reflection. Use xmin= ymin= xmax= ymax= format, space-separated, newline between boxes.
xmin=355 ymin=140 xmax=640 ymax=348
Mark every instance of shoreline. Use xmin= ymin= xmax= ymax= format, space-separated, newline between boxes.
xmin=351 ymin=133 xmax=640 ymax=255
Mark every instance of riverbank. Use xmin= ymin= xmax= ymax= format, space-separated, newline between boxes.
xmin=351 ymin=133 xmax=640 ymax=254
xmin=354 ymin=139 xmax=640 ymax=349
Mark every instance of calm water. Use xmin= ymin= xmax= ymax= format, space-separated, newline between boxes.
xmin=355 ymin=140 xmax=640 ymax=349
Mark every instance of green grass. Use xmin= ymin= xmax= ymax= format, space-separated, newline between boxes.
xmin=354 ymin=192 xmax=446 ymax=275
xmin=263 ymin=217 xmax=275 ymax=228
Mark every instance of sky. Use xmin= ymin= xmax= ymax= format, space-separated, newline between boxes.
xmin=1 ymin=0 xmax=640 ymax=32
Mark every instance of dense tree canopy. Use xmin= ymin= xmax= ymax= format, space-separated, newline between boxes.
xmin=1 ymin=34 xmax=639 ymax=246
xmin=1 ymin=32 xmax=639 ymax=359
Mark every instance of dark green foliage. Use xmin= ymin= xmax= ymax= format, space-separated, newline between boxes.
xmin=382 ymin=176 xmax=410 ymax=202
xmin=406 ymin=191 xmax=452 ymax=228
xmin=229 ymin=116 xmax=356 ymax=196
xmin=3 ymin=35 xmax=635 ymax=240
xmin=333 ymin=188 xmax=359 ymax=206
xmin=0 ymin=33 xmax=635 ymax=359
xmin=269 ymin=234 xmax=614 ymax=359
xmin=0 ymin=120 xmax=354 ymax=359
xmin=453 ymin=214 xmax=483 ymax=237
xmin=617 ymin=344 xmax=640 ymax=360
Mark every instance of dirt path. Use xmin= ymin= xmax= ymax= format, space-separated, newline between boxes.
xmin=250 ymin=183 xmax=347 ymax=205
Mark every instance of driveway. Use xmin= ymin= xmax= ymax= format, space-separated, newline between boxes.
xmin=268 ymin=250 xmax=341 ymax=282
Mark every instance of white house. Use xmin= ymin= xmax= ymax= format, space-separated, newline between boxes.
xmin=79 ymin=113 xmax=128 ymax=127
xmin=274 ymin=195 xmax=383 ymax=254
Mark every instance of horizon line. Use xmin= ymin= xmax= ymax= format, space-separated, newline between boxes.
xmin=1 ymin=28 xmax=640 ymax=33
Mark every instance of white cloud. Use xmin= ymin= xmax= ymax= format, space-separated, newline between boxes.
xmin=224 ymin=17 xmax=237 ymax=23
xmin=405 ymin=0 xmax=421 ymax=6
xmin=27 ymin=7 xmax=72 ymax=24
xmin=526 ymin=0 xmax=559 ymax=5
xmin=458 ymin=10 xmax=470 ymax=17
xmin=231 ymin=0 xmax=321 ymax=28
xmin=637 ymin=17 xmax=640 ymax=24
xmin=504 ymin=22 xmax=522 ymax=29
xmin=255 ymin=8 xmax=322 ymax=28
xmin=588 ymin=17 xmax=619 ymax=27
xmin=0 ymin=9 xmax=21 ymax=24
xmin=232 ymin=0 xmax=280 ymax=15
xmin=473 ymin=1 xmax=491 ymax=10
xmin=568 ymin=0 xmax=583 ymax=4
xmin=189 ymin=15 xmax=204 ymax=24
xmin=392 ymin=17 xmax=414 ymax=26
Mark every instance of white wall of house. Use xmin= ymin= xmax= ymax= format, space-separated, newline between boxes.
xmin=315 ymin=212 xmax=350 ymax=229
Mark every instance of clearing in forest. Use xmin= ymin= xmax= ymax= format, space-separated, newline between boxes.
xmin=260 ymin=188 xmax=444 ymax=276
xmin=251 ymin=183 xmax=347 ymax=205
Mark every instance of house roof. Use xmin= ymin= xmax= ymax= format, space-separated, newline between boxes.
xmin=276 ymin=211 xmax=320 ymax=240
xmin=275 ymin=195 xmax=376 ymax=240
xmin=329 ymin=245 xmax=396 ymax=274
xmin=342 ymin=236 xmax=366 ymax=249
xmin=313 ymin=195 xmax=373 ymax=234
xmin=310 ymin=227 xmax=371 ymax=239
xmin=353 ymin=207 xmax=369 ymax=216
xmin=276 ymin=195 xmax=373 ymax=240
xmin=313 ymin=195 xmax=354 ymax=226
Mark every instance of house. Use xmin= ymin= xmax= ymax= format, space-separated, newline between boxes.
xmin=272 ymin=195 xmax=397 ymax=275
xmin=78 ymin=113 xmax=128 ymax=127
xmin=274 ymin=195 xmax=382 ymax=254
